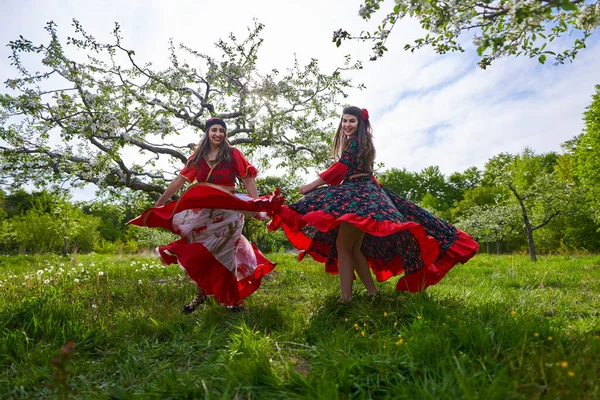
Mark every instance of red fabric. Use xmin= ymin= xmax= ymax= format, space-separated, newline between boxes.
xmin=158 ymin=240 xmax=275 ymax=306
xmin=128 ymin=185 xmax=282 ymax=233
xmin=179 ymin=153 xmax=199 ymax=182
xmin=269 ymin=206 xmax=478 ymax=292
xmin=319 ymin=162 xmax=348 ymax=186
xmin=396 ymin=230 xmax=479 ymax=292
xmin=178 ymin=148 xmax=258 ymax=185
xmin=233 ymin=148 xmax=258 ymax=179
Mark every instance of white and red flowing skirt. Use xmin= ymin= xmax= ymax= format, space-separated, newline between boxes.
xmin=129 ymin=184 xmax=283 ymax=306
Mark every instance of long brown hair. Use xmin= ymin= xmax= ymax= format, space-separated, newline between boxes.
xmin=331 ymin=106 xmax=375 ymax=171
xmin=186 ymin=125 xmax=232 ymax=169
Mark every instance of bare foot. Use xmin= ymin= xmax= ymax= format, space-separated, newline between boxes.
xmin=337 ymin=297 xmax=352 ymax=304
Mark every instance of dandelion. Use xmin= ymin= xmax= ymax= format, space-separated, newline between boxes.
xmin=36 ymin=270 xmax=44 ymax=276
xmin=74 ymin=278 xmax=80 ymax=283
xmin=383 ymin=344 xmax=386 ymax=349
xmin=417 ymin=315 xmax=422 ymax=320
xmin=345 ymin=318 xmax=348 ymax=322
xmin=92 ymin=304 xmax=97 ymax=309
xmin=384 ymin=312 xmax=388 ymax=317
xmin=91 ymin=263 xmax=96 ymax=267
xmin=534 ymin=333 xmax=539 ymax=337
xmin=511 ymin=311 xmax=517 ymax=317
xmin=138 ymin=279 xmax=142 ymax=284
xmin=60 ymin=263 xmax=65 ymax=267
xmin=290 ymin=359 xmax=296 ymax=365
xmin=98 ymin=271 xmax=104 ymax=276
xmin=77 ymin=263 xmax=83 ymax=267
xmin=396 ymin=338 xmax=404 ymax=345
xmin=548 ymin=336 xmax=553 ymax=341
xmin=43 ymin=279 xmax=50 ymax=284
xmin=568 ymin=371 xmax=575 ymax=377
xmin=561 ymin=361 xmax=568 ymax=368
xmin=353 ymin=323 xmax=359 ymax=330
xmin=361 ymin=331 xmax=365 ymax=336
xmin=394 ymin=322 xmax=398 ymax=327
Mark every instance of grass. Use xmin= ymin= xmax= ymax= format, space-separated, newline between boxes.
xmin=0 ymin=252 xmax=599 ymax=399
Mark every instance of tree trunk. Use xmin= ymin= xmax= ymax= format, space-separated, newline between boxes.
xmin=63 ymin=237 xmax=68 ymax=258
xmin=512 ymin=187 xmax=537 ymax=262
xmin=518 ymin=201 xmax=537 ymax=262
xmin=486 ymin=241 xmax=491 ymax=254
xmin=496 ymin=240 xmax=501 ymax=255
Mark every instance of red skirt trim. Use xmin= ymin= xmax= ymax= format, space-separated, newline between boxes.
xmin=128 ymin=184 xmax=281 ymax=233
xmin=158 ymin=239 xmax=275 ymax=306
xmin=269 ymin=206 xmax=478 ymax=292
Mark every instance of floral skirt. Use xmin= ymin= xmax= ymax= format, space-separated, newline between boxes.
xmin=268 ymin=177 xmax=479 ymax=292
xmin=129 ymin=183 xmax=282 ymax=306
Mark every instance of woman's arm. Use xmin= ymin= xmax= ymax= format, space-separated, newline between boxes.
xmin=240 ymin=176 xmax=259 ymax=198
xmin=154 ymin=175 xmax=188 ymax=206
xmin=299 ymin=177 xmax=327 ymax=195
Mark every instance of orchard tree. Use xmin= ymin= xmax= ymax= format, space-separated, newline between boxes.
xmin=0 ymin=20 xmax=362 ymax=199
xmin=485 ymin=149 xmax=575 ymax=261
xmin=333 ymin=0 xmax=599 ymax=68
xmin=456 ymin=201 xmax=521 ymax=254
xmin=572 ymin=84 xmax=600 ymax=224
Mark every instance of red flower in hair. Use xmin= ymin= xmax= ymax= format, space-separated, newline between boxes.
xmin=361 ymin=108 xmax=369 ymax=121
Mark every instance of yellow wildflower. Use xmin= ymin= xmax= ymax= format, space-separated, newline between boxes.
xmin=561 ymin=362 xmax=568 ymax=368
xmin=361 ymin=331 xmax=365 ymax=337
xmin=568 ymin=371 xmax=575 ymax=377
xmin=548 ymin=336 xmax=553 ymax=341
xmin=534 ymin=333 xmax=539 ymax=337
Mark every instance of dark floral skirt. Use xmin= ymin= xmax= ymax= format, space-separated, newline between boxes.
xmin=268 ymin=177 xmax=479 ymax=291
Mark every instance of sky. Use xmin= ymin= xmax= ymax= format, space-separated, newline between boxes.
xmin=1 ymin=0 xmax=599 ymax=199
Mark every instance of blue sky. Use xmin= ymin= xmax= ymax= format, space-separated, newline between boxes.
xmin=1 ymin=0 xmax=599 ymax=199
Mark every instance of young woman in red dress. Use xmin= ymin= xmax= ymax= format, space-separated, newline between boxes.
xmin=130 ymin=118 xmax=281 ymax=313
xmin=268 ymin=106 xmax=479 ymax=303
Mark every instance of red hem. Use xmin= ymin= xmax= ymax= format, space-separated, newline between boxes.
xmin=158 ymin=240 xmax=275 ymax=306
xmin=128 ymin=185 xmax=282 ymax=233
xmin=396 ymin=229 xmax=479 ymax=292
xmin=269 ymin=206 xmax=478 ymax=291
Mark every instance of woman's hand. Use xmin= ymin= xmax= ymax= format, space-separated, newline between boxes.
xmin=299 ymin=184 xmax=313 ymax=195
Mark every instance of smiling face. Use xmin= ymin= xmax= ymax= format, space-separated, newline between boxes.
xmin=341 ymin=114 xmax=359 ymax=137
xmin=208 ymin=124 xmax=226 ymax=147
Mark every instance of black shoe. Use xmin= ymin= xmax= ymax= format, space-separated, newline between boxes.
xmin=182 ymin=294 xmax=207 ymax=314
xmin=227 ymin=305 xmax=244 ymax=312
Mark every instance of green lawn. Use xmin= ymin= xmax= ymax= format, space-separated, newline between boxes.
xmin=1 ymin=253 xmax=599 ymax=399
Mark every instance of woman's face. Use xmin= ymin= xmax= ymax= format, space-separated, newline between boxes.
xmin=208 ymin=124 xmax=226 ymax=147
xmin=341 ymin=114 xmax=359 ymax=137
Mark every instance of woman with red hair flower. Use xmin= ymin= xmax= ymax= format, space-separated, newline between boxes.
xmin=269 ymin=106 xmax=479 ymax=302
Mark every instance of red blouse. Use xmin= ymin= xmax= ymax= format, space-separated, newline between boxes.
xmin=179 ymin=147 xmax=258 ymax=186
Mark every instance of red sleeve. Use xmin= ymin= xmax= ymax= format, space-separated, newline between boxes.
xmin=319 ymin=162 xmax=348 ymax=186
xmin=179 ymin=154 xmax=198 ymax=182
xmin=233 ymin=148 xmax=258 ymax=178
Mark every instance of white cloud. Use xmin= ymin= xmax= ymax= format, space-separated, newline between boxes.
xmin=1 ymin=0 xmax=599 ymax=200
